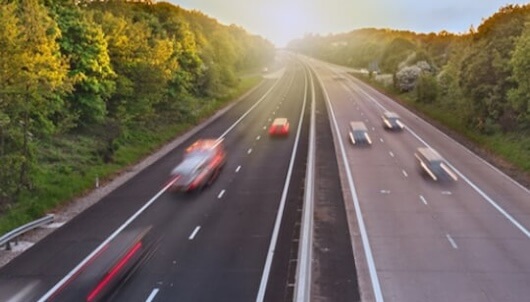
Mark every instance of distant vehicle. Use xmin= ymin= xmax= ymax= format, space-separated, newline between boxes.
xmin=415 ymin=147 xmax=458 ymax=181
xmin=169 ymin=139 xmax=226 ymax=192
xmin=269 ymin=117 xmax=290 ymax=137
xmin=349 ymin=121 xmax=372 ymax=145
xmin=382 ymin=111 xmax=404 ymax=130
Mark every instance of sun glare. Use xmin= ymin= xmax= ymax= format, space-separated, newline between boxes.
xmin=270 ymin=3 xmax=309 ymax=47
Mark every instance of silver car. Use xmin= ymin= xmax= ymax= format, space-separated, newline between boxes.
xmin=415 ymin=147 xmax=458 ymax=181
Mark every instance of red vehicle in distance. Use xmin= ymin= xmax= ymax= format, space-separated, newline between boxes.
xmin=269 ymin=118 xmax=290 ymax=137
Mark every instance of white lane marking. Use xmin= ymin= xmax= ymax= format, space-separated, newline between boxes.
xmin=247 ymin=148 xmax=253 ymax=154
xmin=273 ymin=111 xmax=276 ymax=115
xmin=217 ymin=77 xmax=283 ymax=140
xmin=257 ymin=62 xmax=309 ymax=302
xmin=293 ymin=64 xmax=316 ymax=302
xmin=389 ymin=151 xmax=394 ymax=157
xmin=268 ymin=118 xmax=272 ymax=122
xmin=380 ymin=190 xmax=391 ymax=194
xmin=420 ymin=195 xmax=428 ymax=205
xmin=38 ymin=73 xmax=288 ymax=302
xmin=402 ymin=170 xmax=408 ymax=177
xmin=446 ymin=234 xmax=458 ymax=249
xmin=146 ymin=288 xmax=159 ymax=302
xmin=37 ymin=178 xmax=180 ymax=302
xmin=188 ymin=226 xmax=201 ymax=240
xmin=317 ymin=69 xmax=384 ymax=301
xmin=217 ymin=190 xmax=225 ymax=199
xmin=372 ymin=127 xmax=376 ymax=131
xmin=263 ymin=126 xmax=267 ymax=130
xmin=355 ymin=77 xmax=530 ymax=195
xmin=351 ymin=78 xmax=530 ymax=239
xmin=235 ymin=165 xmax=241 ymax=173
xmin=379 ymin=138 xmax=384 ymax=143
xmin=256 ymin=135 xmax=261 ymax=140
xmin=441 ymin=191 xmax=452 ymax=195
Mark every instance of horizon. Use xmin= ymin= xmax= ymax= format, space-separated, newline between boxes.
xmin=169 ymin=1 xmax=529 ymax=47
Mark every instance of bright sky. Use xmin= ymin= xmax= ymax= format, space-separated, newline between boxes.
xmin=170 ymin=0 xmax=529 ymax=47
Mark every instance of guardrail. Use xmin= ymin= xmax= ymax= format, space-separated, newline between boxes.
xmin=0 ymin=214 xmax=54 ymax=250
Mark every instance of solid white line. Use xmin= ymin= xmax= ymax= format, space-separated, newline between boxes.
xmin=37 ymin=178 xmax=180 ymax=302
xmin=38 ymin=71 xmax=290 ymax=302
xmin=146 ymin=288 xmax=160 ymax=302
xmin=389 ymin=151 xmax=394 ymax=157
xmin=402 ymin=170 xmax=408 ymax=177
xmin=188 ymin=226 xmax=201 ymax=240
xmin=405 ymin=128 xmax=530 ymax=238
xmin=247 ymin=148 xmax=253 ymax=154
xmin=217 ymin=190 xmax=225 ymax=199
xmin=256 ymin=62 xmax=309 ymax=302
xmin=354 ymin=76 xmax=530 ymax=195
xmin=420 ymin=195 xmax=428 ymax=205
xmin=294 ymin=64 xmax=316 ymax=301
xmin=343 ymin=72 xmax=530 ymax=239
xmin=235 ymin=165 xmax=241 ymax=173
xmin=217 ymin=76 xmax=284 ymax=140
xmin=317 ymin=64 xmax=384 ymax=302
xmin=446 ymin=234 xmax=458 ymax=249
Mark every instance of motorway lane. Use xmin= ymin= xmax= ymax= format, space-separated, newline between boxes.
xmin=108 ymin=61 xmax=310 ymax=301
xmin=311 ymin=59 xmax=530 ymax=301
xmin=0 ymin=57 xmax=307 ymax=301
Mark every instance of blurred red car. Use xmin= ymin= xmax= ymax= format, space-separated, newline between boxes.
xmin=269 ymin=118 xmax=289 ymax=136
xmin=169 ymin=139 xmax=226 ymax=192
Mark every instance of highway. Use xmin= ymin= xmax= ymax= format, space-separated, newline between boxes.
xmin=1 ymin=53 xmax=529 ymax=302
xmin=0 ymin=56 xmax=324 ymax=301
xmin=310 ymin=58 xmax=530 ymax=302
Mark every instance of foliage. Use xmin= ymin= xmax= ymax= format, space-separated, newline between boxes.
xmin=290 ymin=4 xmax=530 ymax=137
xmin=0 ymin=0 xmax=273 ymax=214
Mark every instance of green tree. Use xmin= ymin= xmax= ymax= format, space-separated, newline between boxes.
xmin=45 ymin=0 xmax=115 ymax=128
xmin=508 ymin=21 xmax=530 ymax=131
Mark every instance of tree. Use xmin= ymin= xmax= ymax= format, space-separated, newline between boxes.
xmin=0 ymin=0 xmax=70 ymax=199
xmin=508 ymin=22 xmax=530 ymax=131
xmin=45 ymin=0 xmax=116 ymax=129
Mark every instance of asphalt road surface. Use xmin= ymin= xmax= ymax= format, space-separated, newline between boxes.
xmin=0 ymin=56 xmax=317 ymax=302
xmin=309 ymin=58 xmax=530 ymax=302
xmin=1 ymin=53 xmax=529 ymax=302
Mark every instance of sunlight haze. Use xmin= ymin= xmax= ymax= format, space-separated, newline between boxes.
xmin=170 ymin=0 xmax=529 ymax=46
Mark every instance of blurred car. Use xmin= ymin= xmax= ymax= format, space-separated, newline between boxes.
xmin=382 ymin=111 xmax=404 ymax=130
xmin=349 ymin=121 xmax=372 ymax=145
xmin=415 ymin=147 xmax=458 ymax=181
xmin=269 ymin=117 xmax=290 ymax=137
xmin=169 ymin=139 xmax=226 ymax=192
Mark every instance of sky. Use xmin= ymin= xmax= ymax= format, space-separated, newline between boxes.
xmin=170 ymin=1 xmax=529 ymax=47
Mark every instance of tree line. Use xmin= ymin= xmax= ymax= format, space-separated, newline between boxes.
xmin=0 ymin=0 xmax=274 ymax=207
xmin=289 ymin=4 xmax=530 ymax=136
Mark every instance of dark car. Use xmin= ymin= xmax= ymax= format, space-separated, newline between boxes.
xmin=348 ymin=121 xmax=372 ymax=145
xmin=382 ymin=111 xmax=404 ymax=130
xmin=415 ymin=147 xmax=458 ymax=181
xmin=169 ymin=139 xmax=226 ymax=192
xmin=269 ymin=117 xmax=290 ymax=137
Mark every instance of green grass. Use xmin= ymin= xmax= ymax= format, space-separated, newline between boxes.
xmin=0 ymin=75 xmax=262 ymax=234
xmin=357 ymin=74 xmax=530 ymax=175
